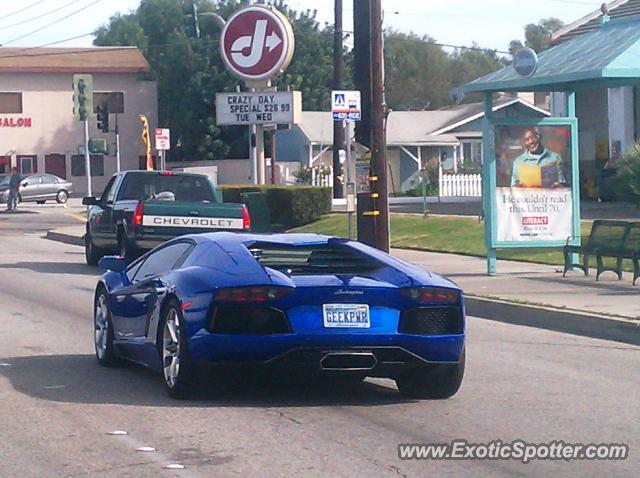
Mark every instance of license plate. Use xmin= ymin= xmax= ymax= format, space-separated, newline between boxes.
xmin=323 ymin=304 xmax=370 ymax=328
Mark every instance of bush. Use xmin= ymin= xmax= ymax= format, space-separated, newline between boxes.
xmin=616 ymin=142 xmax=640 ymax=202
xmin=220 ymin=185 xmax=332 ymax=228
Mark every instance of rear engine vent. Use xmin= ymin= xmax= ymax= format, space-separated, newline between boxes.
xmin=399 ymin=307 xmax=463 ymax=336
xmin=246 ymin=243 xmax=379 ymax=275
xmin=208 ymin=305 xmax=290 ymax=335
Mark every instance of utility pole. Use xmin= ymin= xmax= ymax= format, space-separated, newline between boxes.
xmin=370 ymin=0 xmax=390 ymax=252
xmin=353 ymin=0 xmax=375 ymax=247
xmin=332 ymin=0 xmax=345 ymax=198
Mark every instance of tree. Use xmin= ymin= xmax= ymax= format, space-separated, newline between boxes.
xmin=384 ymin=30 xmax=450 ymax=110
xmin=94 ymin=0 xmax=337 ymax=160
xmin=508 ymin=17 xmax=564 ymax=54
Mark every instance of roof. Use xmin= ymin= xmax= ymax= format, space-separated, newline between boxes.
xmin=462 ymin=17 xmax=640 ymax=93
xmin=0 ymin=47 xmax=150 ymax=74
xmin=551 ymin=0 xmax=640 ymax=44
xmin=295 ymin=97 xmax=547 ymax=145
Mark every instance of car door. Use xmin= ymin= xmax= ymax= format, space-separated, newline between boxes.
xmin=40 ymin=175 xmax=58 ymax=199
xmin=18 ymin=175 xmax=37 ymax=201
xmin=110 ymin=241 xmax=194 ymax=342
xmin=91 ymin=176 xmax=119 ymax=247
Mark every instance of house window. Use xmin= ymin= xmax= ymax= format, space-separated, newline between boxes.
xmin=93 ymin=92 xmax=124 ymax=114
xmin=459 ymin=141 xmax=482 ymax=164
xmin=0 ymin=93 xmax=22 ymax=114
xmin=71 ymin=155 xmax=104 ymax=176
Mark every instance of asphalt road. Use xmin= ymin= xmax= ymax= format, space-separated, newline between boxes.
xmin=0 ymin=229 xmax=638 ymax=477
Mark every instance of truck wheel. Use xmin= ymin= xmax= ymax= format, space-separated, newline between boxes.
xmin=395 ymin=349 xmax=465 ymax=399
xmin=85 ymin=231 xmax=103 ymax=266
xmin=118 ymin=232 xmax=137 ymax=263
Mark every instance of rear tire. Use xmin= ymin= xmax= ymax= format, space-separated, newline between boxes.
xmin=395 ymin=349 xmax=465 ymax=399
xmin=94 ymin=287 xmax=119 ymax=367
xmin=85 ymin=231 xmax=103 ymax=266
xmin=159 ymin=300 xmax=196 ymax=399
xmin=117 ymin=232 xmax=137 ymax=263
xmin=56 ymin=190 xmax=68 ymax=204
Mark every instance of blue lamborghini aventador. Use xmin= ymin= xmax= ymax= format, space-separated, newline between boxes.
xmin=93 ymin=233 xmax=465 ymax=399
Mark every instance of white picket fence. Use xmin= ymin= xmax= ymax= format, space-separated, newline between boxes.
xmin=439 ymin=173 xmax=482 ymax=197
xmin=312 ymin=166 xmax=333 ymax=187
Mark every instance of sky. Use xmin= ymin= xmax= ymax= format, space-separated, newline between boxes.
xmin=0 ymin=0 xmax=607 ymax=53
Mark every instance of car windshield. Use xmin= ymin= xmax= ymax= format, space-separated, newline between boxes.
xmin=117 ymin=173 xmax=216 ymax=202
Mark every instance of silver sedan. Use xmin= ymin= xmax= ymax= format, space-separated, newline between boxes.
xmin=0 ymin=173 xmax=73 ymax=204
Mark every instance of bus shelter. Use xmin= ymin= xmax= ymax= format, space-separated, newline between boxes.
xmin=461 ymin=17 xmax=640 ymax=274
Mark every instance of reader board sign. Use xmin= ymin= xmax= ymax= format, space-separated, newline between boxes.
xmin=215 ymin=91 xmax=301 ymax=125
xmin=332 ymin=90 xmax=361 ymax=121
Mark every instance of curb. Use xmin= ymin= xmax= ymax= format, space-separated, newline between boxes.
xmin=42 ymin=229 xmax=640 ymax=346
xmin=45 ymin=230 xmax=84 ymax=247
xmin=465 ymin=296 xmax=640 ymax=346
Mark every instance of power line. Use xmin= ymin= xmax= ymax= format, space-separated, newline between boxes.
xmin=0 ymin=0 xmax=87 ymax=30
xmin=2 ymin=0 xmax=102 ymax=46
xmin=0 ymin=0 xmax=50 ymax=22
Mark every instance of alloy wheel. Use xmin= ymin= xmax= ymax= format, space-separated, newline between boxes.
xmin=94 ymin=294 xmax=109 ymax=359
xmin=163 ymin=309 xmax=181 ymax=388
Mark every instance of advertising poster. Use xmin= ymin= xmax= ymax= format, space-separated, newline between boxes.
xmin=494 ymin=124 xmax=573 ymax=242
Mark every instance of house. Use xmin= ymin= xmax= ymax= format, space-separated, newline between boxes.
xmin=274 ymin=97 xmax=548 ymax=193
xmin=0 ymin=47 xmax=158 ymax=195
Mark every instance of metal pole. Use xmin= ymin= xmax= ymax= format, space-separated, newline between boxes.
xmin=115 ymin=114 xmax=121 ymax=173
xmin=370 ymin=0 xmax=389 ymax=252
xmin=84 ymin=119 xmax=92 ymax=197
xmin=256 ymin=124 xmax=265 ymax=184
xmin=332 ymin=0 xmax=345 ymax=198
xmin=346 ymin=120 xmax=354 ymax=239
xmin=270 ymin=128 xmax=276 ymax=184
xmin=250 ymin=123 xmax=258 ymax=184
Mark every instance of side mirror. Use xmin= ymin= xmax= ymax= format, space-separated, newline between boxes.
xmin=98 ymin=256 xmax=127 ymax=273
xmin=83 ymin=196 xmax=99 ymax=206
xmin=22 ymin=182 xmax=28 ymax=187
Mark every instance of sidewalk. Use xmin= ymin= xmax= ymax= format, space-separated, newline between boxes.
xmin=45 ymin=225 xmax=640 ymax=344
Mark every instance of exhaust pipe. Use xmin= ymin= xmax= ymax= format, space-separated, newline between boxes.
xmin=320 ymin=352 xmax=378 ymax=371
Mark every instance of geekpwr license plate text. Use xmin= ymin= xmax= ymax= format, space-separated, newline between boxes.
xmin=323 ymin=304 xmax=370 ymax=328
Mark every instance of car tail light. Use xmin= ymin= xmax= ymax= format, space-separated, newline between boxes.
xmin=242 ymin=205 xmax=251 ymax=231
xmin=160 ymin=171 xmax=174 ymax=176
xmin=401 ymin=287 xmax=460 ymax=304
xmin=133 ymin=201 xmax=144 ymax=226
xmin=215 ymin=286 xmax=291 ymax=303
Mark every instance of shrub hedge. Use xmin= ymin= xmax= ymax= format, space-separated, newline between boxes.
xmin=219 ymin=185 xmax=332 ymax=228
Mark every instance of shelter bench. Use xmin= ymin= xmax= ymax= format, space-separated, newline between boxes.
xmin=563 ymin=220 xmax=640 ymax=285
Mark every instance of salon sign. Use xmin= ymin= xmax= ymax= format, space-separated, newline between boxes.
xmin=0 ymin=117 xmax=32 ymax=128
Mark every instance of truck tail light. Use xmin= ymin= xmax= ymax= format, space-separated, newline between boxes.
xmin=400 ymin=287 xmax=460 ymax=305
xmin=215 ymin=286 xmax=291 ymax=303
xmin=133 ymin=201 xmax=144 ymax=226
xmin=242 ymin=205 xmax=251 ymax=231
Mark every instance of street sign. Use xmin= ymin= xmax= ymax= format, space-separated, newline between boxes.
xmin=220 ymin=5 xmax=295 ymax=83
xmin=514 ymin=48 xmax=538 ymax=78
xmin=332 ymin=90 xmax=361 ymax=121
xmin=155 ymin=128 xmax=170 ymax=150
xmin=215 ymin=91 xmax=301 ymax=125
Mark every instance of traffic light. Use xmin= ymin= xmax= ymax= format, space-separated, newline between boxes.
xmin=72 ymin=74 xmax=93 ymax=121
xmin=96 ymin=104 xmax=109 ymax=133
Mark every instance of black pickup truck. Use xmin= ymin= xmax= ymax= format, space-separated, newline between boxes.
xmin=83 ymin=171 xmax=250 ymax=264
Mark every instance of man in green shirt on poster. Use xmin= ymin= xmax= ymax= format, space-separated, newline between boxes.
xmin=511 ymin=128 xmax=566 ymax=188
